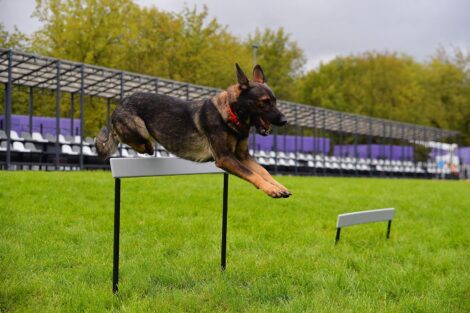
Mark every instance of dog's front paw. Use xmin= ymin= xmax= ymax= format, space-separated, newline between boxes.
xmin=271 ymin=182 xmax=291 ymax=198
xmin=277 ymin=185 xmax=291 ymax=198
xmin=261 ymin=183 xmax=291 ymax=198
xmin=280 ymin=189 xmax=292 ymax=198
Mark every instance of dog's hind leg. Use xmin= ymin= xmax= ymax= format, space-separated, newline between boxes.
xmin=127 ymin=140 xmax=155 ymax=155
xmin=113 ymin=111 xmax=155 ymax=155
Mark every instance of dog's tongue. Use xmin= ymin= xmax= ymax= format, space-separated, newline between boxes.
xmin=260 ymin=117 xmax=269 ymax=130
xmin=258 ymin=117 xmax=271 ymax=135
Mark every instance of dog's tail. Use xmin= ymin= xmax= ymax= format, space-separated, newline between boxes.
xmin=95 ymin=127 xmax=119 ymax=159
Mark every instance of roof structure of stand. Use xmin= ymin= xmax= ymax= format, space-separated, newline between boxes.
xmin=0 ymin=49 xmax=459 ymax=142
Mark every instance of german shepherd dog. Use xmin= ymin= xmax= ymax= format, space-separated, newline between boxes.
xmin=96 ymin=64 xmax=291 ymax=198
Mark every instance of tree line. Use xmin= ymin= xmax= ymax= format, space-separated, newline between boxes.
xmin=1 ymin=0 xmax=469 ymax=143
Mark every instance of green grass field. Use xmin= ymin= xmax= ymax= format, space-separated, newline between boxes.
xmin=1 ymin=171 xmax=469 ymax=312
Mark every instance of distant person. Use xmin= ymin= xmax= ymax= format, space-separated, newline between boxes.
xmin=437 ymin=159 xmax=446 ymax=179
xmin=450 ymin=162 xmax=459 ymax=179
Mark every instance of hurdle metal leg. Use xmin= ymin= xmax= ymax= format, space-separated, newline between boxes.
xmin=335 ymin=227 xmax=341 ymax=244
xmin=386 ymin=220 xmax=392 ymax=239
xmin=221 ymin=173 xmax=229 ymax=271
xmin=113 ymin=178 xmax=121 ymax=294
xmin=112 ymin=171 xmax=228 ymax=293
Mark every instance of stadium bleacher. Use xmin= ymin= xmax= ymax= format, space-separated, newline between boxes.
xmin=0 ymin=127 xmax=458 ymax=178
xmin=248 ymin=148 xmax=446 ymax=177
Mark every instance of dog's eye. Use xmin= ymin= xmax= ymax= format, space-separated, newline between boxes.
xmin=261 ymin=99 xmax=271 ymax=104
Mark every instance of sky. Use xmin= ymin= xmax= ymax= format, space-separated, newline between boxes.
xmin=1 ymin=0 xmax=469 ymax=71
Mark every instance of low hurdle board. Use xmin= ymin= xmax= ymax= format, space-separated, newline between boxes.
xmin=110 ymin=157 xmax=227 ymax=294
xmin=335 ymin=208 xmax=395 ymax=244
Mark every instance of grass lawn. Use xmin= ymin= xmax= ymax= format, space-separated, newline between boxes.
xmin=0 ymin=171 xmax=469 ymax=312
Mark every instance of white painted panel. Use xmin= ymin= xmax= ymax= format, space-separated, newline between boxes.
xmin=337 ymin=208 xmax=395 ymax=228
xmin=110 ymin=157 xmax=224 ymax=178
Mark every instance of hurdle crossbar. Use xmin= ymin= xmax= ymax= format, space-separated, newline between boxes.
xmin=110 ymin=157 xmax=227 ymax=294
xmin=335 ymin=208 xmax=395 ymax=244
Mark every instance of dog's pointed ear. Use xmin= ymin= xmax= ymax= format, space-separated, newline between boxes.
xmin=252 ymin=64 xmax=266 ymax=83
xmin=236 ymin=63 xmax=249 ymax=90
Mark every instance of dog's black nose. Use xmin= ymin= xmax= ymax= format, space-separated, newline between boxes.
xmin=277 ymin=115 xmax=287 ymax=126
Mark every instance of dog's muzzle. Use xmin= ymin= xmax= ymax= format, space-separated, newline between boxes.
xmin=274 ymin=114 xmax=287 ymax=127
xmin=255 ymin=113 xmax=287 ymax=136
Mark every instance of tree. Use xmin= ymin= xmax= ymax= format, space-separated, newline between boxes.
xmin=171 ymin=6 xmax=251 ymax=88
xmin=247 ymin=28 xmax=305 ymax=100
xmin=32 ymin=0 xmax=139 ymax=67
xmin=296 ymin=52 xmax=428 ymax=122
xmin=296 ymin=50 xmax=470 ymax=144
xmin=130 ymin=5 xmax=251 ymax=89
xmin=0 ymin=24 xmax=31 ymax=114
xmin=421 ymin=49 xmax=470 ymax=143
xmin=0 ymin=23 xmax=30 ymax=51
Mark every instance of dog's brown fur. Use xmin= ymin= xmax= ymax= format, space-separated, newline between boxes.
xmin=96 ymin=64 xmax=291 ymax=198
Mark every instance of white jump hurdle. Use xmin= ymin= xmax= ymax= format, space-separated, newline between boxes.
xmin=335 ymin=208 xmax=395 ymax=244
xmin=110 ymin=157 xmax=227 ymax=294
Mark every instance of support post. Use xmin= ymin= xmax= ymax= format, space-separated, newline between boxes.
xmin=368 ymin=119 xmax=372 ymax=176
xmin=79 ymin=65 xmax=85 ymax=169
xmin=119 ymin=73 xmax=124 ymax=157
xmin=6 ymin=50 xmax=13 ymax=169
xmin=283 ymin=125 xmax=287 ymax=158
xmin=386 ymin=220 xmax=392 ymax=239
xmin=339 ymin=112 xmax=343 ymax=176
xmin=401 ymin=125 xmax=405 ymax=178
xmin=354 ymin=116 xmax=358 ymax=176
xmin=55 ymin=61 xmax=61 ymax=170
xmin=412 ymin=127 xmax=417 ymax=178
xmin=28 ymin=87 xmax=33 ymax=134
xmin=113 ymin=178 xmax=121 ymax=293
xmin=335 ymin=228 xmax=341 ymax=244
xmin=273 ymin=126 xmax=278 ymax=175
xmin=70 ymin=93 xmax=74 ymax=136
xmin=322 ymin=110 xmax=326 ymax=175
xmin=3 ymin=84 xmax=5 ymax=132
xmin=221 ymin=173 xmax=229 ymax=271
xmin=294 ymin=105 xmax=298 ymax=175
xmin=389 ymin=123 xmax=393 ymax=165
xmin=312 ymin=108 xmax=317 ymax=175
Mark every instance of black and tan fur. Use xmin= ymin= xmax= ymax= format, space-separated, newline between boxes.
xmin=96 ymin=64 xmax=291 ymax=198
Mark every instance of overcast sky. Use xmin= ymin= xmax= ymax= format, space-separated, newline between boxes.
xmin=1 ymin=0 xmax=469 ymax=71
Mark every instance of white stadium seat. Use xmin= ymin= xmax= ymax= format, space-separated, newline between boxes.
xmin=278 ymin=159 xmax=288 ymax=166
xmin=13 ymin=141 xmax=30 ymax=152
xmin=32 ymin=132 xmax=48 ymax=142
xmin=257 ymin=157 xmax=268 ymax=165
xmin=24 ymin=142 xmax=41 ymax=152
xmin=62 ymin=144 xmax=78 ymax=155
xmin=10 ymin=130 xmax=23 ymax=141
